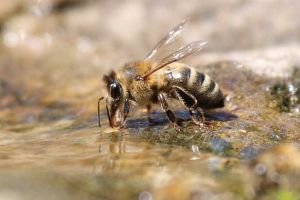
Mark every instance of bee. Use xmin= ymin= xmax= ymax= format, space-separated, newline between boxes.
xmin=98 ymin=20 xmax=224 ymax=129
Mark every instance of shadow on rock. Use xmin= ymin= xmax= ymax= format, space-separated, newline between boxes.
xmin=125 ymin=109 xmax=237 ymax=129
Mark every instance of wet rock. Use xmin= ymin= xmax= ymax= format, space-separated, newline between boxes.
xmin=208 ymin=137 xmax=231 ymax=154
xmin=149 ymin=167 xmax=240 ymax=200
xmin=269 ymin=67 xmax=300 ymax=113
xmin=250 ymin=144 xmax=300 ymax=196
xmin=0 ymin=80 xmax=23 ymax=106
xmin=239 ymin=146 xmax=261 ymax=159
xmin=201 ymin=45 xmax=300 ymax=78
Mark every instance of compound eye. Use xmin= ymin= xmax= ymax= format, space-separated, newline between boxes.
xmin=110 ymin=83 xmax=121 ymax=99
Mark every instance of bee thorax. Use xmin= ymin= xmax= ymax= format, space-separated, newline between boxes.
xmin=130 ymin=80 xmax=157 ymax=104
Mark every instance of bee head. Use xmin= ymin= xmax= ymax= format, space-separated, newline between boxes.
xmin=103 ymin=71 xmax=123 ymax=99
xmin=103 ymin=71 xmax=125 ymax=127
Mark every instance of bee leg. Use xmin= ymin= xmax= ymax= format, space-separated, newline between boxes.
xmin=198 ymin=107 xmax=205 ymax=122
xmin=124 ymin=99 xmax=130 ymax=121
xmin=146 ymin=104 xmax=153 ymax=123
xmin=158 ymin=93 xmax=181 ymax=129
xmin=198 ymin=108 xmax=211 ymax=125
xmin=189 ymin=108 xmax=206 ymax=126
xmin=105 ymin=99 xmax=113 ymax=128
xmin=171 ymin=86 xmax=197 ymax=107
xmin=171 ymin=86 xmax=207 ymax=126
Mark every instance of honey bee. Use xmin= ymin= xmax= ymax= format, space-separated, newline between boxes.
xmin=98 ymin=20 xmax=224 ymax=129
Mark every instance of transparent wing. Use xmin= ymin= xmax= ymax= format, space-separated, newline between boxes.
xmin=142 ymin=41 xmax=207 ymax=79
xmin=159 ymin=41 xmax=207 ymax=67
xmin=145 ymin=19 xmax=188 ymax=60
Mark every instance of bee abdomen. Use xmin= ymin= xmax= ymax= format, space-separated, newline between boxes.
xmin=188 ymin=69 xmax=224 ymax=109
xmin=164 ymin=65 xmax=224 ymax=109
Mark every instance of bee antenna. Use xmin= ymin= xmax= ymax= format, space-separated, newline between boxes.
xmin=98 ymin=97 xmax=104 ymax=127
xmin=103 ymin=75 xmax=109 ymax=83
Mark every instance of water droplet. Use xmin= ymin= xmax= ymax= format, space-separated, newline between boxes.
xmin=191 ymin=144 xmax=199 ymax=153
xmin=288 ymin=83 xmax=297 ymax=94
xmin=269 ymin=133 xmax=281 ymax=141
xmin=225 ymin=95 xmax=231 ymax=102
xmin=190 ymin=156 xmax=200 ymax=161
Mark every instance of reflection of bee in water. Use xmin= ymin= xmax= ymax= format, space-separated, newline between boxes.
xmin=98 ymin=20 xmax=224 ymax=129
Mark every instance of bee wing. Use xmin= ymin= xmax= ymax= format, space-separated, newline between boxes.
xmin=142 ymin=41 xmax=207 ymax=78
xmin=145 ymin=19 xmax=188 ymax=60
xmin=159 ymin=40 xmax=207 ymax=67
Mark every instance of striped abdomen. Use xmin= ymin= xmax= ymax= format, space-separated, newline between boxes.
xmin=163 ymin=64 xmax=224 ymax=109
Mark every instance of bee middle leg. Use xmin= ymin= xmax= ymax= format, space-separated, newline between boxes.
xmin=171 ymin=86 xmax=206 ymax=126
xmin=146 ymin=104 xmax=153 ymax=123
xmin=158 ymin=93 xmax=181 ymax=129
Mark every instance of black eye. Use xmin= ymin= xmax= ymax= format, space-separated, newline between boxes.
xmin=110 ymin=83 xmax=121 ymax=99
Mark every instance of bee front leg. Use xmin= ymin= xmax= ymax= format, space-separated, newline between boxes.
xmin=158 ymin=93 xmax=181 ymax=129
xmin=124 ymin=99 xmax=130 ymax=121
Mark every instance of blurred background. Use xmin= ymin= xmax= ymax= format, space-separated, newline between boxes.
xmin=1 ymin=1 xmax=300 ymax=200
xmin=1 ymin=0 xmax=300 ymax=112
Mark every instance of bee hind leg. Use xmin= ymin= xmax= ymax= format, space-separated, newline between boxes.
xmin=189 ymin=107 xmax=207 ymax=126
xmin=158 ymin=93 xmax=181 ymax=129
xmin=171 ymin=86 xmax=207 ymax=126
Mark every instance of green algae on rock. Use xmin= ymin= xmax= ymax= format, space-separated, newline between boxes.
xmin=270 ymin=67 xmax=300 ymax=113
